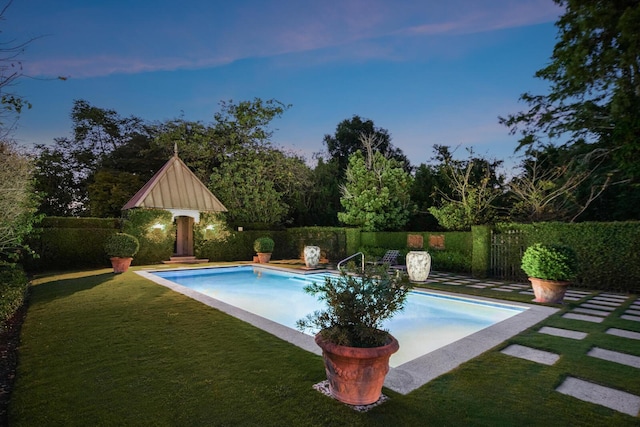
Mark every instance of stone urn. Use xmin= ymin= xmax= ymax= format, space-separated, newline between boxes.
xmin=315 ymin=333 xmax=399 ymax=406
xmin=406 ymin=251 xmax=431 ymax=282
xmin=304 ymin=245 xmax=321 ymax=268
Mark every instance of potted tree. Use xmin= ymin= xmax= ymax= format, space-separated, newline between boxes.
xmin=521 ymin=243 xmax=578 ymax=303
xmin=297 ymin=266 xmax=412 ymax=406
xmin=104 ymin=233 xmax=140 ymax=273
xmin=254 ymin=236 xmax=275 ymax=263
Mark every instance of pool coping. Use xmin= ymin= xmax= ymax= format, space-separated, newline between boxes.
xmin=136 ymin=264 xmax=559 ymax=395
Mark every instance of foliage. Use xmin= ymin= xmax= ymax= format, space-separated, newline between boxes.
xmin=253 ymin=236 xmax=275 ymax=253
xmin=103 ymin=233 xmax=139 ymax=258
xmin=0 ymin=263 xmax=28 ymax=329
xmin=88 ymin=170 xmax=147 ymax=218
xmin=0 ymin=140 xmax=41 ymax=261
xmin=123 ymin=209 xmax=174 ymax=265
xmin=507 ymin=145 xmax=616 ymax=222
xmin=33 ymin=100 xmax=151 ymax=216
xmin=0 ymin=0 xmax=37 ymax=135
xmin=296 ymin=266 xmax=412 ymax=348
xmin=210 ymin=147 xmax=311 ymax=226
xmin=428 ymin=147 xmax=503 ymax=230
xmin=322 ymin=115 xmax=409 ymax=174
xmin=521 ymin=243 xmax=577 ymax=281
xmin=338 ymin=148 xmax=413 ymax=231
xmin=500 ymin=0 xmax=640 ymax=221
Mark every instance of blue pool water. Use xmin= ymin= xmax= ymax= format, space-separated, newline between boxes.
xmin=151 ymin=266 xmax=526 ymax=367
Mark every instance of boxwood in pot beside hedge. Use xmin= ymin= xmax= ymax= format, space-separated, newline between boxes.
xmin=104 ymin=233 xmax=140 ymax=273
xmin=521 ymin=243 xmax=577 ymax=303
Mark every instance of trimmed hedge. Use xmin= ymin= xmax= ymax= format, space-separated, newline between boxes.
xmin=496 ymin=222 xmax=640 ymax=292
xmin=0 ymin=264 xmax=29 ymax=329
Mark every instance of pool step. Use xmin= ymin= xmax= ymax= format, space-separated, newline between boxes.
xmin=162 ymin=256 xmax=209 ymax=264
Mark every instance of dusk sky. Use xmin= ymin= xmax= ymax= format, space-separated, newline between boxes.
xmin=7 ymin=0 xmax=563 ymax=168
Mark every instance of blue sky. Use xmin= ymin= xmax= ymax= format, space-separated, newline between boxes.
xmin=7 ymin=0 xmax=562 ymax=168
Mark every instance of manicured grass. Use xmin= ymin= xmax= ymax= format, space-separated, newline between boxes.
xmin=9 ymin=267 xmax=640 ymax=426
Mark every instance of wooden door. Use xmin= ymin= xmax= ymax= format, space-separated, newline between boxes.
xmin=175 ymin=216 xmax=194 ymax=256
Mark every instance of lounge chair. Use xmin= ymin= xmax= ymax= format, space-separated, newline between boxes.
xmin=368 ymin=250 xmax=401 ymax=268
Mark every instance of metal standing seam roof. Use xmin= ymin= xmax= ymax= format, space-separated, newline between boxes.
xmin=122 ymin=154 xmax=228 ymax=212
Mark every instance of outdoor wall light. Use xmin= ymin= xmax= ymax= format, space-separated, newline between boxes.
xmin=152 ymin=223 xmax=165 ymax=230
xmin=206 ymin=224 xmax=215 ymax=231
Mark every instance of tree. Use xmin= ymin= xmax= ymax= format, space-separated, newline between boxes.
xmin=500 ymin=0 xmax=640 ymax=220
xmin=209 ymin=149 xmax=289 ymax=226
xmin=0 ymin=140 xmax=40 ymax=260
xmin=0 ymin=0 xmax=37 ymax=136
xmin=322 ymin=115 xmax=409 ymax=173
xmin=34 ymin=100 xmax=150 ymax=216
xmin=338 ymin=135 xmax=413 ymax=231
xmin=507 ymin=145 xmax=616 ymax=222
xmin=428 ymin=148 xmax=504 ymax=230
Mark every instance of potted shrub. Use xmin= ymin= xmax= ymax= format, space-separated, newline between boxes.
xmin=521 ymin=243 xmax=578 ymax=303
xmin=104 ymin=233 xmax=140 ymax=273
xmin=254 ymin=236 xmax=275 ymax=263
xmin=297 ymin=266 xmax=412 ymax=406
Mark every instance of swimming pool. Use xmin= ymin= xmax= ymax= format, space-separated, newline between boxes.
xmin=135 ymin=266 xmax=558 ymax=394
xmin=145 ymin=266 xmax=521 ymax=363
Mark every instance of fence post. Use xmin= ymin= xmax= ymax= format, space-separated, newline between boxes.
xmin=471 ymin=225 xmax=492 ymax=278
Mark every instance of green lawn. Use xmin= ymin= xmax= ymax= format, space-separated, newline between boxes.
xmin=9 ymin=266 xmax=640 ymax=426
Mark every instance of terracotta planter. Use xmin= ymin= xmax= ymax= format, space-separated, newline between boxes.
xmin=529 ymin=277 xmax=570 ymax=303
xmin=257 ymin=252 xmax=272 ymax=263
xmin=304 ymin=245 xmax=321 ymax=268
xmin=315 ymin=333 xmax=399 ymax=406
xmin=406 ymin=251 xmax=431 ymax=282
xmin=110 ymin=257 xmax=133 ymax=273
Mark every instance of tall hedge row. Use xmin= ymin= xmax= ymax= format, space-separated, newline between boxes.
xmin=497 ymin=222 xmax=640 ymax=292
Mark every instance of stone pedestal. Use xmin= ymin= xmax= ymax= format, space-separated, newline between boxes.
xmin=406 ymin=251 xmax=431 ymax=282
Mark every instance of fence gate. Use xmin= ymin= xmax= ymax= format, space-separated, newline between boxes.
xmin=490 ymin=229 xmax=526 ymax=280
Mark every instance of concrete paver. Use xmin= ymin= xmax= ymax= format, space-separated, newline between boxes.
xmin=588 ymin=347 xmax=640 ymax=369
xmin=563 ymin=313 xmax=604 ymax=323
xmin=557 ymin=377 xmax=640 ymax=416
xmin=538 ymin=326 xmax=587 ymax=340
xmin=606 ymin=328 xmax=640 ymax=340
xmin=588 ymin=299 xmax=622 ymax=307
xmin=580 ymin=303 xmax=615 ymax=311
xmin=621 ymin=315 xmax=640 ymax=322
xmin=573 ymin=307 xmax=612 ymax=317
xmin=500 ymin=344 xmax=560 ymax=365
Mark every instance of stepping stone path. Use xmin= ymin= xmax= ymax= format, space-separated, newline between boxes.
xmin=493 ymin=289 xmax=640 ymax=417
xmin=428 ymin=273 xmax=640 ymax=417
xmin=427 ymin=272 xmax=593 ymax=301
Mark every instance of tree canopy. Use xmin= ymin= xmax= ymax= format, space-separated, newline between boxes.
xmin=500 ymin=0 xmax=640 ymax=220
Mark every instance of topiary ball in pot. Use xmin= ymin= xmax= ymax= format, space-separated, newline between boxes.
xmin=521 ymin=243 xmax=577 ymax=303
xmin=253 ymin=236 xmax=275 ymax=263
xmin=104 ymin=233 xmax=140 ymax=273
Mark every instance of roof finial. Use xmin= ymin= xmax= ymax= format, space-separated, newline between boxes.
xmin=174 ymin=142 xmax=178 ymax=157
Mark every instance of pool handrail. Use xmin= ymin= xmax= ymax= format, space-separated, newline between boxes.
xmin=337 ymin=252 xmax=365 ymax=273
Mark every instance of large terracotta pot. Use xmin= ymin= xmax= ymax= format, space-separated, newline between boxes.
xmin=406 ymin=251 xmax=431 ymax=282
xmin=257 ymin=252 xmax=272 ymax=263
xmin=304 ymin=245 xmax=321 ymax=268
xmin=529 ymin=277 xmax=570 ymax=303
xmin=315 ymin=333 xmax=399 ymax=406
xmin=110 ymin=257 xmax=133 ymax=273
